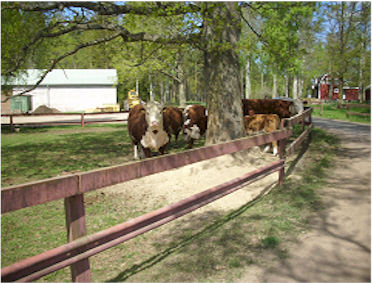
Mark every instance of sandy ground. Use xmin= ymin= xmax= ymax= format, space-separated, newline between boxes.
xmin=239 ymin=118 xmax=371 ymax=282
xmin=100 ymin=147 xmax=281 ymax=215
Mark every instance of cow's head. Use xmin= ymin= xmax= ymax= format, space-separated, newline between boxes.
xmin=144 ymin=101 xmax=164 ymax=134
xmin=289 ymin=98 xmax=304 ymax=115
xmin=183 ymin=119 xmax=201 ymax=140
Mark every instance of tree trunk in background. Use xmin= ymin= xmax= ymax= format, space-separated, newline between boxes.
xmin=272 ymin=73 xmax=277 ymax=98
xmin=178 ymin=81 xmax=186 ymax=108
xmin=245 ymin=57 xmax=251 ymax=99
xmin=149 ymin=74 xmax=154 ymax=101
xmin=359 ymin=41 xmax=365 ymax=103
xmin=160 ymin=80 xmax=164 ymax=104
xmin=203 ymin=2 xmax=245 ymax=145
xmin=293 ymin=75 xmax=298 ymax=99
xmin=285 ymin=75 xmax=289 ymax=98
xmin=329 ymin=76 xmax=334 ymax=102
xmin=165 ymin=78 xmax=170 ymax=104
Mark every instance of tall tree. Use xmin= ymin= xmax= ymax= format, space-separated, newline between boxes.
xmin=201 ymin=2 xmax=245 ymax=144
xmin=325 ymin=2 xmax=359 ymax=106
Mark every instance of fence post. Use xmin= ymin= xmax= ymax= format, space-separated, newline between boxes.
xmin=81 ymin=113 xmax=85 ymax=128
xmin=64 ymin=194 xmax=91 ymax=282
xmin=278 ymin=136 xmax=286 ymax=185
xmin=10 ymin=115 xmax=14 ymax=132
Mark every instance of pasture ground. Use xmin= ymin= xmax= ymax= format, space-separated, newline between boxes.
xmin=1 ymin=122 xmax=351 ymax=282
xmin=310 ymin=101 xmax=371 ymax=124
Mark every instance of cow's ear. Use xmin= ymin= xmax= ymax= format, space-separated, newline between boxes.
xmin=163 ymin=108 xmax=167 ymax=113
xmin=141 ymin=109 xmax=145 ymax=113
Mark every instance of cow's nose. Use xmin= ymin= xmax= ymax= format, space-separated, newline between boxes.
xmin=151 ymin=121 xmax=159 ymax=127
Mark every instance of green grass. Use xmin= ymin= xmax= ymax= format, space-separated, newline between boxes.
xmin=310 ymin=102 xmax=370 ymax=124
xmin=1 ymin=122 xmax=339 ymax=282
xmin=1 ymin=123 xmax=204 ymax=186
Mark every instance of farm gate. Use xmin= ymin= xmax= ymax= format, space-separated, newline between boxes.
xmin=1 ymin=108 xmax=313 ymax=282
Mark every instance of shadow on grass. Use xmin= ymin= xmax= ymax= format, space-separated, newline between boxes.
xmin=1 ymin=129 xmax=133 ymax=185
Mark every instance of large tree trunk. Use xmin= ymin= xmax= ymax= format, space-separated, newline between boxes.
xmin=203 ymin=2 xmax=245 ymax=145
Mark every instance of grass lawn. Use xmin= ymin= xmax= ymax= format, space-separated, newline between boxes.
xmin=1 ymin=123 xmax=339 ymax=282
xmin=1 ymin=123 xmax=204 ymax=186
xmin=309 ymin=101 xmax=371 ymax=124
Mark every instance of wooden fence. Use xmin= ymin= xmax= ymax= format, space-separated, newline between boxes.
xmin=303 ymin=99 xmax=323 ymax=116
xmin=1 ymin=111 xmax=129 ymax=132
xmin=346 ymin=103 xmax=371 ymax=118
xmin=1 ymin=108 xmax=313 ymax=282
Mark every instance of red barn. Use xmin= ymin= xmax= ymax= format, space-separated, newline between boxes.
xmin=312 ymin=74 xmax=359 ymax=101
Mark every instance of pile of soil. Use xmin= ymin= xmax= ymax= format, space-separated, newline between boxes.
xmin=32 ymin=105 xmax=62 ymax=114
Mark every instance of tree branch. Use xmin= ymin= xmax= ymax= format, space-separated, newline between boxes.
xmin=2 ymin=2 xmax=200 ymax=16
xmin=2 ymin=31 xmax=123 ymax=101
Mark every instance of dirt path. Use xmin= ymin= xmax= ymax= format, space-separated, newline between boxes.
xmin=239 ymin=118 xmax=371 ymax=282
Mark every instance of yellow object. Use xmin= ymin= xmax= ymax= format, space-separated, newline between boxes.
xmin=127 ymin=90 xmax=140 ymax=109
xmin=103 ymin=104 xmax=120 ymax=112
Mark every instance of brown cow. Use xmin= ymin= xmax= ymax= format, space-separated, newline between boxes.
xmin=182 ymin=104 xmax=207 ymax=149
xmin=242 ymin=98 xmax=303 ymax=119
xmin=128 ymin=101 xmax=169 ymax=159
xmin=244 ymin=114 xmax=280 ymax=156
xmin=162 ymin=106 xmax=184 ymax=146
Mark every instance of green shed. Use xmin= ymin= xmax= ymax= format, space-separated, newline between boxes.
xmin=10 ymin=95 xmax=31 ymax=113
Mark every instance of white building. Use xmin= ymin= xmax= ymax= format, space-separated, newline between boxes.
xmin=7 ymin=69 xmax=118 ymax=112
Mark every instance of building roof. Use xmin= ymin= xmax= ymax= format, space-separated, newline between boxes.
xmin=2 ymin=69 xmax=117 ymax=86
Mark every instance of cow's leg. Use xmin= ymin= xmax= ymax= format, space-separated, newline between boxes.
xmin=272 ymin=141 xmax=278 ymax=156
xmin=159 ymin=144 xmax=167 ymax=155
xmin=174 ymin=132 xmax=179 ymax=146
xmin=263 ymin=144 xmax=271 ymax=153
xmin=188 ymin=139 xmax=194 ymax=149
xmin=133 ymin=141 xmax=140 ymax=160
xmin=143 ymin=147 xmax=151 ymax=158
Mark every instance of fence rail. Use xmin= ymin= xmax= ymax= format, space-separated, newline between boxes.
xmin=303 ymin=99 xmax=323 ymax=116
xmin=1 ymin=111 xmax=129 ymax=132
xmin=1 ymin=108 xmax=313 ymax=282
xmin=346 ymin=103 xmax=371 ymax=118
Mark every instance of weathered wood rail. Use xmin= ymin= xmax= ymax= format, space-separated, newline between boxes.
xmin=1 ymin=111 xmax=129 ymax=132
xmin=346 ymin=103 xmax=371 ymax=118
xmin=303 ymin=99 xmax=323 ymax=116
xmin=1 ymin=108 xmax=313 ymax=282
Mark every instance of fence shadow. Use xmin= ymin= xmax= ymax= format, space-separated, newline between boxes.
xmin=107 ymin=182 xmax=277 ymax=282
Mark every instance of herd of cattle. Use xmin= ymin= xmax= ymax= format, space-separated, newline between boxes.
xmin=128 ymin=98 xmax=304 ymax=160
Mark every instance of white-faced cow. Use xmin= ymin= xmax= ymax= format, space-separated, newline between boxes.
xmin=182 ymin=104 xmax=207 ymax=149
xmin=128 ymin=101 xmax=169 ymax=159
xmin=163 ymin=106 xmax=184 ymax=147
xmin=244 ymin=113 xmax=281 ymax=156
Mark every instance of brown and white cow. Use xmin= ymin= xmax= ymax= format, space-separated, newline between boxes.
xmin=244 ymin=113 xmax=281 ymax=156
xmin=182 ymin=104 xmax=207 ymax=149
xmin=162 ymin=106 xmax=184 ymax=147
xmin=242 ymin=98 xmax=303 ymax=119
xmin=128 ymin=101 xmax=169 ymax=159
